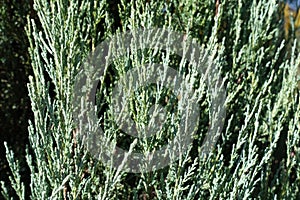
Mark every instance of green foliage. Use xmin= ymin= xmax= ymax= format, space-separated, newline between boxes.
xmin=1 ymin=0 xmax=300 ymax=199
xmin=0 ymin=0 xmax=33 ymax=197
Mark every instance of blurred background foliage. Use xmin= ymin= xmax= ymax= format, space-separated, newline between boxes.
xmin=0 ymin=0 xmax=34 ymax=198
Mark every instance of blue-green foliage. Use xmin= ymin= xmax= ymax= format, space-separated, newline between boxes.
xmin=1 ymin=0 xmax=300 ymax=199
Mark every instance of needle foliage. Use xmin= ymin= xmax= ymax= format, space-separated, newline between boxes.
xmin=1 ymin=0 xmax=300 ymax=199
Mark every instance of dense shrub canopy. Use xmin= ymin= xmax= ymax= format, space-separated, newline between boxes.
xmin=1 ymin=0 xmax=300 ymax=199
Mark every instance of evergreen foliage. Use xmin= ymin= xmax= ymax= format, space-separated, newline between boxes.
xmin=1 ymin=0 xmax=300 ymax=199
xmin=0 ymin=0 xmax=33 ymax=198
